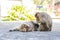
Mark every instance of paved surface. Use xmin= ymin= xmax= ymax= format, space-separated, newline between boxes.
xmin=0 ymin=20 xmax=60 ymax=40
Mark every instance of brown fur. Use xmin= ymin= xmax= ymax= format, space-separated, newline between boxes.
xmin=9 ymin=21 xmax=39 ymax=32
xmin=20 ymin=24 xmax=34 ymax=32
xmin=20 ymin=24 xmax=29 ymax=32
xmin=20 ymin=22 xmax=39 ymax=32
xmin=35 ymin=12 xmax=52 ymax=31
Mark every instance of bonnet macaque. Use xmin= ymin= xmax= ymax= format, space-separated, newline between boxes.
xmin=9 ymin=21 xmax=39 ymax=32
xmin=35 ymin=12 xmax=52 ymax=31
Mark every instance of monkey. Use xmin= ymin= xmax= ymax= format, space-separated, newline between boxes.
xmin=37 ymin=23 xmax=50 ymax=31
xmin=20 ymin=24 xmax=35 ymax=32
xmin=54 ymin=1 xmax=60 ymax=6
xmin=35 ymin=12 xmax=52 ymax=31
xmin=9 ymin=21 xmax=39 ymax=32
xmin=19 ymin=24 xmax=29 ymax=32
xmin=54 ymin=1 xmax=60 ymax=16
xmin=20 ymin=21 xmax=39 ymax=32
xmin=9 ymin=24 xmax=31 ymax=32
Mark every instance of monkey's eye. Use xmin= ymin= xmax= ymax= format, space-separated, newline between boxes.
xmin=35 ymin=16 xmax=38 ymax=18
xmin=36 ymin=16 xmax=39 ymax=18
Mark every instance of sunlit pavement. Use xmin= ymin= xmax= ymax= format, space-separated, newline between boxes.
xmin=0 ymin=19 xmax=60 ymax=40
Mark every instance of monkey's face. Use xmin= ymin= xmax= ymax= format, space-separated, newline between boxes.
xmin=20 ymin=24 xmax=29 ymax=32
xmin=35 ymin=12 xmax=43 ymax=23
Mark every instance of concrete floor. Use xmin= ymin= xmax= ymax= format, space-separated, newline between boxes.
xmin=0 ymin=19 xmax=60 ymax=40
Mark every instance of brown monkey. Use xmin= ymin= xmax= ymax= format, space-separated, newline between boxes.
xmin=35 ymin=12 xmax=52 ymax=31
xmin=9 ymin=21 xmax=39 ymax=32
xmin=20 ymin=22 xmax=39 ymax=32
xmin=20 ymin=24 xmax=29 ymax=32
xmin=9 ymin=24 xmax=33 ymax=32
xmin=20 ymin=24 xmax=35 ymax=32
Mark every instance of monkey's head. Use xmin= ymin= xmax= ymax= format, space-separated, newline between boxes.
xmin=35 ymin=12 xmax=43 ymax=23
xmin=20 ymin=24 xmax=29 ymax=32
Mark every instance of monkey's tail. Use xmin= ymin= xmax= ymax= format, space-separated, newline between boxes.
xmin=9 ymin=29 xmax=20 ymax=32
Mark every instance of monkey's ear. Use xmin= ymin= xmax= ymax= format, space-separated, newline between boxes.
xmin=35 ymin=12 xmax=38 ymax=17
xmin=35 ymin=12 xmax=39 ymax=17
xmin=35 ymin=13 xmax=37 ymax=17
